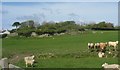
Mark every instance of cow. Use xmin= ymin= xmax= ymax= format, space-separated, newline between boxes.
xmin=98 ymin=52 xmax=105 ymax=58
xmin=94 ymin=43 xmax=100 ymax=51
xmin=102 ymin=63 xmax=120 ymax=70
xmin=108 ymin=41 xmax=118 ymax=51
xmin=24 ymin=55 xmax=35 ymax=67
xmin=99 ymin=42 xmax=107 ymax=52
xmin=88 ymin=43 xmax=94 ymax=49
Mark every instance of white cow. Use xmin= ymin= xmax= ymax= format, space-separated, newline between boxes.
xmin=24 ymin=55 xmax=35 ymax=67
xmin=108 ymin=41 xmax=118 ymax=51
xmin=98 ymin=52 xmax=105 ymax=58
xmin=102 ymin=63 xmax=120 ymax=70
xmin=24 ymin=59 xmax=35 ymax=67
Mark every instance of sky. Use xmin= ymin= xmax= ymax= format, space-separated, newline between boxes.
xmin=1 ymin=1 xmax=119 ymax=30
xmin=1 ymin=0 xmax=120 ymax=2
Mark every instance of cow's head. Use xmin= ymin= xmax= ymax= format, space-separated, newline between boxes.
xmin=102 ymin=63 xmax=108 ymax=67
xmin=105 ymin=42 xmax=108 ymax=46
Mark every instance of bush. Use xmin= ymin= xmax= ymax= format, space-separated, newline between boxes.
xmin=0 ymin=34 xmax=8 ymax=38
xmin=17 ymin=26 xmax=35 ymax=37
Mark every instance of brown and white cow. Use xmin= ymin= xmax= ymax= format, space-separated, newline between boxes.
xmin=99 ymin=42 xmax=107 ymax=52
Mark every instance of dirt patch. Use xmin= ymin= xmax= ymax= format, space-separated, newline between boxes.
xmin=9 ymin=52 xmax=34 ymax=64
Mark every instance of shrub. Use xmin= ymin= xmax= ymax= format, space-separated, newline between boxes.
xmin=0 ymin=34 xmax=8 ymax=38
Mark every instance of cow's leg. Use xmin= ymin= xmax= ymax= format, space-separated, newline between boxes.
xmin=31 ymin=63 xmax=33 ymax=67
xmin=26 ymin=63 xmax=28 ymax=67
xmin=114 ymin=46 xmax=117 ymax=51
xmin=91 ymin=46 xmax=94 ymax=52
xmin=96 ymin=46 xmax=99 ymax=52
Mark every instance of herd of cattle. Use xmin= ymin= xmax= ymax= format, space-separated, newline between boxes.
xmin=88 ymin=41 xmax=119 ymax=58
xmin=23 ymin=41 xmax=119 ymax=67
xmin=88 ymin=41 xmax=118 ymax=51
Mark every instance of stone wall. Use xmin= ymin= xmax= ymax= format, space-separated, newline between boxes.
xmin=0 ymin=58 xmax=24 ymax=70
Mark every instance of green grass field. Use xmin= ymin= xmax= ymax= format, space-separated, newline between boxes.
xmin=2 ymin=31 xmax=118 ymax=68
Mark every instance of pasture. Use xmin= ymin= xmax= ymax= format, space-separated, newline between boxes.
xmin=2 ymin=31 xmax=118 ymax=68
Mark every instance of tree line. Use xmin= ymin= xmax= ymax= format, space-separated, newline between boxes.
xmin=11 ymin=20 xmax=119 ymax=37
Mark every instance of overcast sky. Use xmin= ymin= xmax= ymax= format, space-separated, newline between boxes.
xmin=1 ymin=0 xmax=119 ymax=29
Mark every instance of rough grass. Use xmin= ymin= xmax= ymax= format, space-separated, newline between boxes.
xmin=16 ymin=57 xmax=118 ymax=68
xmin=2 ymin=31 xmax=118 ymax=68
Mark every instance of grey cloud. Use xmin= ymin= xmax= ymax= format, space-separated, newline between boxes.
xmin=68 ymin=13 xmax=79 ymax=17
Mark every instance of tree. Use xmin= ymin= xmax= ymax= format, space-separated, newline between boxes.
xmin=20 ymin=20 xmax=35 ymax=28
xmin=97 ymin=21 xmax=114 ymax=29
xmin=106 ymin=23 xmax=114 ymax=28
xmin=97 ymin=21 xmax=106 ymax=28
xmin=12 ymin=22 xmax=21 ymax=30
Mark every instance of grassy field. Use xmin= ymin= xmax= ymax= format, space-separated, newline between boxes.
xmin=2 ymin=31 xmax=118 ymax=68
